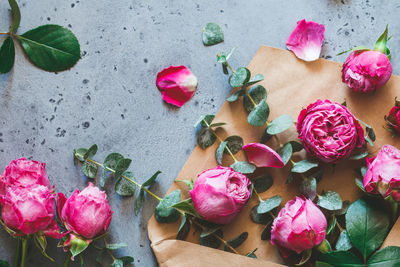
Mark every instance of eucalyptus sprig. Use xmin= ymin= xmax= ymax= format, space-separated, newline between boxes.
xmin=0 ymin=0 xmax=80 ymax=74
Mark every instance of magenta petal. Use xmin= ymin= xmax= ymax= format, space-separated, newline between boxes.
xmin=286 ymin=19 xmax=325 ymax=61
xmin=156 ymin=65 xmax=198 ymax=107
xmin=243 ymin=143 xmax=284 ymax=168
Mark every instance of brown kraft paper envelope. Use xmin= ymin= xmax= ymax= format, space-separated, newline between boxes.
xmin=148 ymin=45 xmax=400 ymax=266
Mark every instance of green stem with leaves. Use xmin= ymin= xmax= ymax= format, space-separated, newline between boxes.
xmin=103 ymin=239 xmax=117 ymax=261
xmin=20 ymin=237 xmax=28 ymax=267
xmin=253 ymin=188 xmax=276 ymax=219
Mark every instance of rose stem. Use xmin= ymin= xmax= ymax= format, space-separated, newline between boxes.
xmin=390 ymin=201 xmax=398 ymax=221
xmin=62 ymin=254 xmax=70 ymax=267
xmin=103 ymin=239 xmax=117 ymax=261
xmin=225 ymin=62 xmax=235 ymax=73
xmin=20 ymin=237 xmax=28 ymax=267
xmin=86 ymin=158 xmax=162 ymax=201
xmin=13 ymin=238 xmax=22 ymax=267
xmin=202 ymin=119 xmax=238 ymax=163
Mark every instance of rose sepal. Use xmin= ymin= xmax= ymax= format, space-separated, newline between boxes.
xmin=60 ymin=233 xmax=92 ymax=259
xmin=373 ymin=25 xmax=391 ymax=59
xmin=33 ymin=232 xmax=55 ymax=262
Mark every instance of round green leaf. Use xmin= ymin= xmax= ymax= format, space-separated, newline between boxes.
xmin=224 ymin=135 xmax=243 ymax=155
xmin=243 ymin=85 xmax=267 ymax=112
xmin=227 ymin=89 xmax=245 ymax=102
xmin=252 ymin=174 xmax=273 ymax=193
xmin=368 ymin=246 xmax=400 ymax=267
xmin=81 ymin=161 xmax=98 ymax=178
xmin=215 ymin=141 xmax=227 ymax=165
xmin=318 ymin=251 xmax=363 ymax=267
xmin=247 ymin=100 xmax=270 ymax=126
xmin=104 ymin=153 xmax=124 ymax=169
xmin=291 ymin=160 xmax=318 ymax=173
xmin=134 ymin=189 xmax=145 ymax=215
xmin=279 ymin=142 xmax=293 ymax=166
xmin=299 ymin=177 xmax=316 ymax=201
xmin=229 ymin=67 xmax=251 ymax=88
xmin=335 ymin=230 xmax=352 ymax=251
xmin=110 ymin=259 xmax=123 ymax=267
xmin=244 ymin=74 xmax=264 ymax=87
xmin=317 ymin=191 xmax=343 ymax=211
xmin=143 ymin=170 xmax=162 ymax=187
xmin=155 ymin=189 xmax=181 ymax=223
xmin=176 ymin=216 xmax=191 ymax=240
xmin=257 ymin=195 xmax=282 ymax=214
xmin=289 ymin=141 xmax=304 ymax=152
xmin=261 ymin=223 xmax=272 ymax=240
xmin=115 ymin=171 xmax=136 ymax=196
xmin=200 ymin=228 xmax=223 ymax=248
xmin=266 ymin=114 xmax=293 ymax=135
xmin=223 ymin=232 xmax=248 ymax=251
xmin=197 ymin=128 xmax=216 ymax=149
xmin=18 ymin=25 xmax=80 ymax=72
xmin=230 ymin=161 xmax=256 ymax=174
xmin=345 ymin=198 xmax=390 ymax=260
xmin=250 ymin=205 xmax=274 ymax=224
xmin=194 ymin=114 xmax=215 ymax=128
xmin=0 ymin=37 xmax=15 ymax=74
xmin=202 ymin=22 xmax=224 ymax=46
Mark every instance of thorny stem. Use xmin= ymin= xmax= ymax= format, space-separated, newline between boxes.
xmin=103 ymin=239 xmax=117 ymax=261
xmin=85 ymin=158 xmax=162 ymax=201
xmin=202 ymin=120 xmax=237 ymax=162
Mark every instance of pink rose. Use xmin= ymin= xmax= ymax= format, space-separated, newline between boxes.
xmin=271 ymin=196 xmax=327 ymax=256
xmin=156 ymin=65 xmax=198 ymax=107
xmin=363 ymin=145 xmax=400 ymax=201
xmin=57 ymin=182 xmax=112 ymax=239
xmin=190 ymin=166 xmax=251 ymax=224
xmin=297 ymin=99 xmax=364 ymax=163
xmin=342 ymin=50 xmax=392 ymax=93
xmin=0 ymin=185 xmax=55 ymax=235
xmin=0 ymin=158 xmax=50 ymax=195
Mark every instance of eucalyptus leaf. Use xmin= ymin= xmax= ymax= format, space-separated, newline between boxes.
xmin=257 ymin=195 xmax=282 ymax=214
xmin=118 ymin=256 xmax=134 ymax=264
xmin=106 ymin=243 xmax=128 ymax=250
xmin=366 ymin=126 xmax=376 ymax=142
xmin=291 ymin=160 xmax=318 ymax=173
xmin=115 ymin=171 xmax=136 ymax=197
xmin=360 ymin=167 xmax=368 ymax=177
xmin=250 ymin=205 xmax=274 ymax=224
xmin=17 ymin=25 xmax=80 ymax=72
xmin=355 ymin=178 xmax=366 ymax=192
xmin=230 ymin=161 xmax=256 ymax=174
xmin=176 ymin=215 xmax=191 ymax=240
xmin=299 ymin=177 xmax=317 ymax=201
xmin=155 ymin=189 xmax=181 ymax=223
xmin=134 ymin=189 xmax=145 ymax=215
xmin=209 ymin=122 xmax=226 ymax=128
xmin=260 ymin=131 xmax=273 ymax=143
xmin=368 ymin=246 xmax=400 ymax=267
xmin=81 ymin=161 xmax=98 ymax=178
xmin=247 ymin=100 xmax=269 ymax=126
xmin=252 ymin=174 xmax=273 ymax=193
xmin=289 ymin=141 xmax=304 ymax=152
xmin=199 ymin=228 xmax=223 ymax=249
xmin=194 ymin=114 xmax=214 ymax=128
xmin=0 ymin=37 xmax=15 ymax=74
xmin=279 ymin=143 xmax=293 ymax=165
xmin=110 ymin=259 xmax=123 ymax=267
xmin=245 ymin=248 xmax=258 ymax=259
xmin=223 ymin=232 xmax=248 ymax=252
xmin=202 ymin=22 xmax=224 ymax=46
xmin=335 ymin=230 xmax=352 ymax=251
xmin=317 ymin=191 xmax=343 ymax=211
xmin=104 ymin=153 xmax=124 ymax=169
xmin=114 ymin=158 xmax=132 ymax=179
xmin=261 ymin=223 xmax=272 ymax=240
xmin=227 ymin=89 xmax=245 ymax=102
xmin=318 ymin=251 xmax=363 ymax=267
xmin=224 ymin=135 xmax=243 ymax=155
xmin=74 ymin=148 xmax=88 ymax=162
xmin=244 ymin=74 xmax=264 ymax=87
xmin=229 ymin=67 xmax=251 ymax=88
xmin=335 ymin=200 xmax=351 ymax=216
xmin=215 ymin=141 xmax=227 ymax=165
xmin=266 ymin=114 xmax=293 ymax=135
xmin=143 ymin=170 xmax=161 ymax=187
xmin=349 ymin=151 xmax=369 ymax=160
xmin=244 ymin=85 xmax=267 ymax=112
xmin=197 ymin=128 xmax=216 ymax=149
xmin=83 ymin=144 xmax=98 ymax=159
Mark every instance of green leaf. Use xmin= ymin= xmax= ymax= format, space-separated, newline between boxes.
xmin=355 ymin=178 xmax=366 ymax=192
xmin=229 ymin=67 xmax=251 ymax=88
xmin=0 ymin=37 xmax=15 ymax=74
xmin=202 ymin=22 xmax=224 ymax=46
xmin=279 ymin=142 xmax=293 ymax=165
xmin=247 ymin=100 xmax=269 ymax=126
xmin=194 ymin=114 xmax=215 ymax=128
xmin=349 ymin=151 xmax=369 ymax=160
xmin=291 ymin=160 xmax=319 ymax=173
xmin=257 ymin=195 xmax=281 ymax=214
xmin=134 ymin=189 xmax=145 ymax=215
xmin=368 ymin=246 xmax=400 ymax=267
xmin=175 ymin=179 xmax=194 ymax=190
xmin=250 ymin=205 xmax=274 ymax=224
xmin=345 ymin=198 xmax=390 ymax=260
xmin=224 ymin=135 xmax=243 ymax=155
xmin=114 ymin=158 xmax=132 ymax=179
xmin=222 ymin=63 xmax=229 ymax=75
xmin=155 ymin=189 xmax=181 ymax=223
xmin=317 ymin=191 xmax=343 ymax=211
xmin=360 ymin=167 xmax=368 ymax=177
xmin=110 ymin=259 xmax=123 ymax=267
xmin=17 ymin=25 xmax=80 ymax=72
xmin=243 ymin=85 xmax=267 ymax=112
xmin=118 ymin=256 xmax=134 ymax=264
xmin=245 ymin=248 xmax=258 ymax=259
xmin=8 ymin=0 xmax=21 ymax=33
xmin=106 ymin=243 xmax=128 ymax=250
xmin=326 ymin=216 xmax=336 ymax=235
xmin=69 ymin=235 xmax=91 ymax=259
xmin=143 ymin=170 xmax=161 ymax=187
xmin=337 ymin=45 xmax=370 ymax=56
xmin=230 ymin=161 xmax=256 ymax=174
xmin=115 ymin=171 xmax=136 ymax=196
xmin=261 ymin=223 xmax=272 ymax=240
xmin=366 ymin=126 xmax=376 ymax=142
xmin=260 ymin=131 xmax=273 ymax=143
xmin=289 ymin=141 xmax=304 ymax=152
xmin=209 ymin=122 xmax=226 ymax=128
xmin=199 ymin=228 xmax=223 ymax=248
xmin=373 ymin=25 xmax=389 ymax=55
xmin=81 ymin=161 xmax=98 ymax=178
xmin=0 ymin=260 xmax=9 ymax=267
xmin=299 ymin=177 xmax=317 ymax=201
xmin=176 ymin=216 xmax=191 ymax=240
xmin=74 ymin=148 xmax=88 ymax=162
xmin=318 ymin=251 xmax=363 ymax=267
xmin=296 ymin=249 xmax=312 ymax=266
xmin=252 ymin=174 xmax=273 ymax=193
xmin=335 ymin=200 xmax=351 ymax=216
xmin=101 ymin=153 xmax=124 ymax=187
xmin=197 ymin=128 xmax=216 ymax=149
xmin=223 ymin=232 xmax=248 ymax=252
xmin=83 ymin=144 xmax=97 ymax=159
xmin=335 ymin=230 xmax=352 ymax=251
xmin=266 ymin=114 xmax=293 ymax=135
xmin=244 ymin=74 xmax=264 ymax=87
xmin=227 ymin=89 xmax=245 ymax=102
xmin=171 ymin=199 xmax=198 ymax=217
xmin=33 ymin=233 xmax=55 ymax=262
xmin=215 ymin=141 xmax=227 ymax=165
xmin=316 ymin=262 xmax=334 ymax=267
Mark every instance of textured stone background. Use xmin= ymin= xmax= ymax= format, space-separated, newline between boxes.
xmin=0 ymin=0 xmax=399 ymax=266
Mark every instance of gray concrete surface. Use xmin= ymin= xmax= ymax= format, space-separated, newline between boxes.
xmin=0 ymin=0 xmax=399 ymax=266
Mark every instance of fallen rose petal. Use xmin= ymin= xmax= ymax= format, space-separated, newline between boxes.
xmin=286 ymin=19 xmax=325 ymax=61
xmin=243 ymin=143 xmax=284 ymax=168
xmin=156 ymin=65 xmax=198 ymax=107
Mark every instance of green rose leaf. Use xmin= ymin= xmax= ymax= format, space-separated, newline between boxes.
xmin=110 ymin=259 xmax=123 ymax=267
xmin=279 ymin=142 xmax=293 ymax=165
xmin=368 ymin=246 xmax=400 ymax=267
xmin=266 ymin=114 xmax=293 ymax=135
xmin=335 ymin=230 xmax=352 ymax=251
xmin=244 ymin=74 xmax=264 ymax=87
xmin=176 ymin=215 xmax=191 ymax=240
xmin=244 ymin=85 xmax=267 ymax=112
xmin=114 ymin=158 xmax=132 ymax=180
xmin=155 ymin=189 xmax=181 ymax=223
xmin=81 ymin=161 xmax=98 ymax=179
xmin=83 ymin=144 xmax=98 ymax=159
xmin=17 ymin=25 xmax=80 ymax=72
xmin=318 ymin=251 xmax=363 ymax=267
xmin=230 ymin=161 xmax=256 ymax=174
xmin=289 ymin=141 xmax=304 ymax=152
xmin=134 ymin=189 xmax=145 ymax=215
xmin=171 ymin=199 xmax=198 ymax=217
xmin=345 ymin=198 xmax=390 ymax=260
xmin=247 ymin=100 xmax=270 ymax=126
xmin=202 ymin=22 xmax=224 ymax=46
xmin=199 ymin=228 xmax=223 ymax=249
xmin=224 ymin=135 xmax=243 ymax=155
xmin=197 ymin=128 xmax=216 ymax=149
xmin=229 ymin=67 xmax=251 ymax=88
xmin=194 ymin=114 xmax=215 ymax=128
xmin=245 ymin=248 xmax=258 ymax=259
xmin=143 ymin=170 xmax=161 ymax=187
xmin=250 ymin=205 xmax=274 ymax=224
xmin=252 ymin=174 xmax=273 ymax=193
xmin=106 ymin=243 xmax=128 ymax=250
xmin=215 ymin=141 xmax=227 ymax=165
xmin=115 ymin=171 xmax=136 ymax=196
xmin=299 ymin=177 xmax=317 ymax=201
xmin=223 ymin=232 xmax=248 ymax=252
xmin=227 ymin=89 xmax=245 ymax=103
xmin=291 ymin=160 xmax=318 ymax=173
xmin=257 ymin=195 xmax=282 ymax=214
xmin=0 ymin=37 xmax=15 ymax=74
xmin=317 ymin=191 xmax=343 ymax=211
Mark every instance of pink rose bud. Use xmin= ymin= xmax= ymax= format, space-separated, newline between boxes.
xmin=190 ymin=166 xmax=251 ymax=224
xmin=271 ymin=196 xmax=327 ymax=256
xmin=363 ymin=145 xmax=400 ymax=201
xmin=0 ymin=185 xmax=55 ymax=235
xmin=286 ymin=19 xmax=325 ymax=61
xmin=297 ymin=99 xmax=364 ymax=163
xmin=243 ymin=143 xmax=284 ymax=168
xmin=57 ymin=182 xmax=112 ymax=239
xmin=156 ymin=65 xmax=198 ymax=107
xmin=0 ymin=158 xmax=50 ymax=195
xmin=342 ymin=50 xmax=392 ymax=93
xmin=385 ymin=100 xmax=400 ymax=135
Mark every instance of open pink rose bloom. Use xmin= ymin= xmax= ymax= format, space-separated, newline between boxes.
xmin=156 ymin=65 xmax=198 ymax=107
xmin=243 ymin=143 xmax=284 ymax=168
xmin=364 ymin=145 xmax=400 ymax=201
xmin=286 ymin=19 xmax=325 ymax=61
xmin=271 ymin=196 xmax=327 ymax=256
xmin=190 ymin=166 xmax=251 ymax=224
xmin=297 ymin=99 xmax=364 ymax=163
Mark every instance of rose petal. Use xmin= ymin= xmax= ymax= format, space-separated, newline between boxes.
xmin=286 ymin=19 xmax=325 ymax=61
xmin=156 ymin=65 xmax=198 ymax=107
xmin=243 ymin=143 xmax=284 ymax=168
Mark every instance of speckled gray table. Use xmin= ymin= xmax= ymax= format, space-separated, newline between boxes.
xmin=0 ymin=0 xmax=399 ymax=266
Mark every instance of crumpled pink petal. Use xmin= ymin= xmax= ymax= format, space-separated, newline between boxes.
xmin=242 ymin=143 xmax=284 ymax=168
xmin=156 ymin=65 xmax=198 ymax=107
xmin=286 ymin=19 xmax=325 ymax=61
